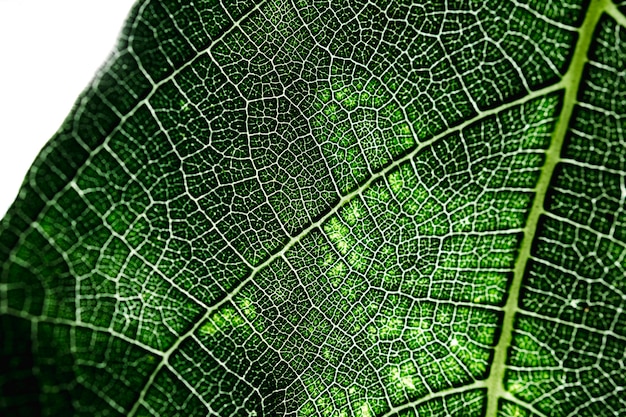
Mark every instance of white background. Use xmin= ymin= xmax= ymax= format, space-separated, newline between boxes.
xmin=0 ymin=0 xmax=137 ymax=217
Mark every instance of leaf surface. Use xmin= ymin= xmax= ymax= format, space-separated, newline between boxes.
xmin=1 ymin=0 xmax=626 ymax=416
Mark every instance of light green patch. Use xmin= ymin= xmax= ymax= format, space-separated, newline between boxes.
xmin=357 ymin=402 xmax=372 ymax=417
xmin=508 ymin=381 xmax=526 ymax=396
xmin=346 ymin=244 xmax=371 ymax=273
xmin=500 ymin=401 xmax=531 ymax=417
xmin=199 ymin=321 xmax=217 ymax=336
xmin=449 ymin=337 xmax=460 ymax=351
xmin=389 ymin=361 xmax=418 ymax=392
xmin=319 ymin=88 xmax=331 ymax=103
xmin=328 ymin=261 xmax=347 ymax=287
xmin=388 ymin=170 xmax=404 ymax=194
xmin=314 ymin=70 xmax=417 ymax=193
xmin=303 ymin=374 xmax=324 ymax=398
xmin=324 ymin=217 xmax=352 ymax=255
xmin=378 ymin=316 xmax=404 ymax=340
xmin=323 ymin=103 xmax=339 ymax=121
xmin=395 ymin=122 xmax=412 ymax=136
xmin=199 ymin=306 xmax=246 ymax=336
xmin=342 ymin=94 xmax=358 ymax=110
xmin=237 ymin=296 xmax=257 ymax=321
xmin=322 ymin=251 xmax=336 ymax=267
xmin=316 ymin=394 xmax=333 ymax=417
xmin=298 ymin=401 xmax=316 ymax=417
xmin=364 ymin=183 xmax=392 ymax=205
xmin=342 ymin=199 xmax=366 ymax=226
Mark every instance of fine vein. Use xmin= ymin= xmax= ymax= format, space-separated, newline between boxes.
xmin=483 ymin=1 xmax=608 ymax=415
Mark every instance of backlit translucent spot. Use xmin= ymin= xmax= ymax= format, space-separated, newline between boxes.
xmin=238 ymin=297 xmax=257 ymax=321
xmin=324 ymin=103 xmax=339 ymax=121
xmin=322 ymin=252 xmax=335 ymax=266
xmin=359 ymin=402 xmax=372 ymax=417
xmin=508 ymin=382 xmax=525 ymax=395
xmin=298 ymin=401 xmax=315 ymax=417
xmin=346 ymin=245 xmax=371 ymax=273
xmin=199 ymin=321 xmax=217 ymax=336
xmin=388 ymin=170 xmax=404 ymax=194
xmin=325 ymin=217 xmax=352 ymax=255
xmin=320 ymin=88 xmax=331 ymax=103
xmin=390 ymin=362 xmax=418 ymax=392
xmin=379 ymin=316 xmax=403 ymax=339
xmin=343 ymin=199 xmax=365 ymax=226
xmin=450 ymin=338 xmax=459 ymax=348
xmin=501 ymin=402 xmax=528 ymax=417
xmin=200 ymin=307 xmax=245 ymax=336
xmin=324 ymin=217 xmax=354 ymax=255
xmin=329 ymin=262 xmax=347 ymax=287
xmin=343 ymin=94 xmax=357 ymax=110
xmin=400 ymin=375 xmax=415 ymax=390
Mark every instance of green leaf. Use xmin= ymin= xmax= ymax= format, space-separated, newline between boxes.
xmin=2 ymin=0 xmax=626 ymax=416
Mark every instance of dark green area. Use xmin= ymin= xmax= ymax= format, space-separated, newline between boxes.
xmin=2 ymin=0 xmax=625 ymax=416
xmin=390 ymin=389 xmax=484 ymax=416
xmin=511 ymin=14 xmax=626 ymax=417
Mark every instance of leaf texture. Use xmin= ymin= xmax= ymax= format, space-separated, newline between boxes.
xmin=1 ymin=0 xmax=625 ymax=416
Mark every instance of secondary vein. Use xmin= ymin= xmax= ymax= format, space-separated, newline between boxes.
xmin=483 ymin=1 xmax=608 ymax=415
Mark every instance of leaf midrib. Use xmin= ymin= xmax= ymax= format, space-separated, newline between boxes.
xmin=126 ymin=80 xmax=565 ymax=415
xmin=483 ymin=0 xmax=609 ymax=416
xmin=4 ymin=0 xmax=621 ymax=414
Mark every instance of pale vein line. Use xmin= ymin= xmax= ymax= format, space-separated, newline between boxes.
xmin=378 ymin=380 xmax=487 ymax=417
xmin=517 ymin=309 xmax=626 ymax=343
xmin=2 ymin=307 xmax=163 ymax=356
xmin=2 ymin=0 xmax=269 ymax=287
xmin=605 ymin=1 xmax=626 ymax=28
xmin=541 ymin=210 xmax=626 ymax=250
xmin=559 ymin=157 xmax=626 ymax=177
xmin=483 ymin=1 xmax=608 ymax=416
xmin=126 ymin=80 xmax=564 ymax=416
xmin=1 ymin=3 xmax=601 ymax=416
xmin=500 ymin=391 xmax=551 ymax=417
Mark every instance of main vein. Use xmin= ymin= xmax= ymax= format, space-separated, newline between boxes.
xmin=483 ymin=0 xmax=608 ymax=415
xmin=126 ymin=78 xmax=564 ymax=415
